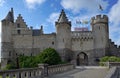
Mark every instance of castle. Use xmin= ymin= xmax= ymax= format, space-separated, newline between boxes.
xmin=1 ymin=8 xmax=120 ymax=68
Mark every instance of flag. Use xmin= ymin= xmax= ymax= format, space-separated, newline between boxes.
xmin=76 ymin=20 xmax=81 ymax=24
xmin=82 ymin=20 xmax=89 ymax=24
xmin=99 ymin=4 xmax=103 ymax=11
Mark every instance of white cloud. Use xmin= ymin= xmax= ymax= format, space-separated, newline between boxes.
xmin=0 ymin=22 xmax=1 ymax=57
xmin=47 ymin=12 xmax=59 ymax=25
xmin=108 ymin=0 xmax=120 ymax=45
xmin=61 ymin=0 xmax=109 ymax=13
xmin=25 ymin=0 xmax=46 ymax=9
xmin=0 ymin=0 xmax=5 ymax=7
xmin=109 ymin=0 xmax=120 ymax=26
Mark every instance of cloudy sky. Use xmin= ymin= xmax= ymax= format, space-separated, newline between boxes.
xmin=0 ymin=0 xmax=120 ymax=46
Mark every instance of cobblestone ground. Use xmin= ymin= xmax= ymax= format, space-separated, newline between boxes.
xmin=48 ymin=67 xmax=109 ymax=78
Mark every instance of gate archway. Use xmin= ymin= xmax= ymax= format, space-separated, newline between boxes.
xmin=76 ymin=52 xmax=88 ymax=66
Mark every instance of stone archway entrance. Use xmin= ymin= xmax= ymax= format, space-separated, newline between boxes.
xmin=76 ymin=52 xmax=88 ymax=66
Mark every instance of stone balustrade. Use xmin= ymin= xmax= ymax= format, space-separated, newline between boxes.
xmin=0 ymin=63 xmax=74 ymax=78
xmin=48 ymin=63 xmax=74 ymax=75
xmin=0 ymin=68 xmax=43 ymax=78
xmin=101 ymin=62 xmax=120 ymax=68
xmin=103 ymin=62 xmax=120 ymax=78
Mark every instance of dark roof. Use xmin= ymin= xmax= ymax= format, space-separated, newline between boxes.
xmin=4 ymin=8 xmax=14 ymax=23
xmin=58 ymin=9 xmax=68 ymax=23
xmin=32 ymin=29 xmax=41 ymax=36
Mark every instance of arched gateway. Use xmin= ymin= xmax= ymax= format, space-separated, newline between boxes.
xmin=76 ymin=52 xmax=88 ymax=66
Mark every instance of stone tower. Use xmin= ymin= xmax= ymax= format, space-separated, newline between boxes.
xmin=1 ymin=8 xmax=14 ymax=68
xmin=55 ymin=10 xmax=72 ymax=61
xmin=91 ymin=15 xmax=109 ymax=58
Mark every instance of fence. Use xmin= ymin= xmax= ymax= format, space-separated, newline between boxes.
xmin=0 ymin=63 xmax=74 ymax=78
xmin=104 ymin=62 xmax=120 ymax=78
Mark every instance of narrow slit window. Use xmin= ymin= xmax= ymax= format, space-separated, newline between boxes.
xmin=17 ymin=30 xmax=21 ymax=34
xmin=52 ymin=42 xmax=54 ymax=45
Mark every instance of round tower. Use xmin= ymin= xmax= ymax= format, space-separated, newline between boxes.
xmin=1 ymin=8 xmax=14 ymax=68
xmin=55 ymin=9 xmax=71 ymax=49
xmin=91 ymin=15 xmax=109 ymax=57
xmin=55 ymin=10 xmax=72 ymax=61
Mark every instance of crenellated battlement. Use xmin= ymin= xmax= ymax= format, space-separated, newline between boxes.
xmin=91 ymin=15 xmax=108 ymax=25
xmin=71 ymin=31 xmax=93 ymax=40
xmin=109 ymin=39 xmax=120 ymax=49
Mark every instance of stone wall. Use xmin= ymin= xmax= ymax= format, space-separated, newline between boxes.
xmin=13 ymin=34 xmax=56 ymax=56
xmin=108 ymin=39 xmax=120 ymax=56
xmin=72 ymin=38 xmax=94 ymax=51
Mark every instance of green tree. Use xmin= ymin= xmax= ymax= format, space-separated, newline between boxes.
xmin=19 ymin=56 xmax=37 ymax=68
xmin=36 ymin=48 xmax=62 ymax=65
xmin=4 ymin=48 xmax=62 ymax=69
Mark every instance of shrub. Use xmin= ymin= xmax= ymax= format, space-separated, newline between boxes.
xmin=100 ymin=56 xmax=120 ymax=62
xmin=99 ymin=56 xmax=120 ymax=66
xmin=36 ymin=48 xmax=62 ymax=65
xmin=5 ymin=48 xmax=62 ymax=69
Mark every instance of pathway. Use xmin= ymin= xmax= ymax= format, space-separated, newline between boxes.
xmin=48 ymin=66 xmax=109 ymax=78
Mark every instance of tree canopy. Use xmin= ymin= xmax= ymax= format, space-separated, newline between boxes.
xmin=5 ymin=48 xmax=62 ymax=69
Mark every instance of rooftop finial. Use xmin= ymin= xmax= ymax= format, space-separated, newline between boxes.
xmin=61 ymin=9 xmax=64 ymax=12
xmin=11 ymin=8 xmax=13 ymax=13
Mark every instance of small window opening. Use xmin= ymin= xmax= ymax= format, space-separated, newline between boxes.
xmin=52 ymin=42 xmax=54 ymax=45
xmin=99 ymin=26 xmax=100 ymax=30
xmin=63 ymin=39 xmax=64 ymax=42
xmin=17 ymin=23 xmax=20 ymax=28
xmin=17 ymin=30 xmax=21 ymax=34
xmin=9 ymin=51 xmax=11 ymax=56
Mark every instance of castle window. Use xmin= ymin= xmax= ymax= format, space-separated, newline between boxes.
xmin=17 ymin=23 xmax=20 ymax=28
xmin=52 ymin=42 xmax=54 ymax=45
xmin=99 ymin=26 xmax=100 ymax=30
xmin=9 ymin=51 xmax=11 ymax=56
xmin=17 ymin=30 xmax=21 ymax=34
xmin=63 ymin=39 xmax=64 ymax=42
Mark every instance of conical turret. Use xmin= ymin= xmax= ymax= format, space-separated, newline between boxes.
xmin=58 ymin=9 xmax=68 ymax=23
xmin=3 ymin=8 xmax=14 ymax=23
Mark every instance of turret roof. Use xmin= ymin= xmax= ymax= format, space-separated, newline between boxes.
xmin=58 ymin=9 xmax=68 ymax=23
xmin=4 ymin=8 xmax=14 ymax=23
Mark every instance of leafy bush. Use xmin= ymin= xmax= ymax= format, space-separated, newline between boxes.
xmin=99 ymin=56 xmax=120 ymax=66
xmin=4 ymin=61 xmax=16 ymax=70
xmin=100 ymin=56 xmax=120 ymax=62
xmin=36 ymin=48 xmax=62 ymax=65
xmin=19 ymin=56 xmax=37 ymax=68
xmin=5 ymin=48 xmax=63 ymax=69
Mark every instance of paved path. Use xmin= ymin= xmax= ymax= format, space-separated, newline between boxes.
xmin=48 ymin=67 xmax=109 ymax=78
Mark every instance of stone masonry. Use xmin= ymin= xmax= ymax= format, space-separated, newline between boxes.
xmin=1 ymin=8 xmax=120 ymax=68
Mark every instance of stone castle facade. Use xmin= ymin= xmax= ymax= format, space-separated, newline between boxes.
xmin=1 ymin=8 xmax=120 ymax=68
